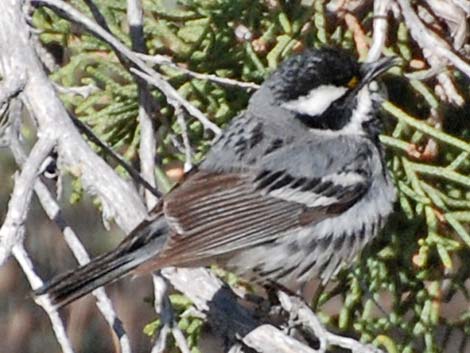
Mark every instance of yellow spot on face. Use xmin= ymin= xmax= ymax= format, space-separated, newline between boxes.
xmin=347 ymin=76 xmax=359 ymax=88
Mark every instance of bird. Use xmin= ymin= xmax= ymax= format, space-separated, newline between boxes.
xmin=35 ymin=47 xmax=397 ymax=309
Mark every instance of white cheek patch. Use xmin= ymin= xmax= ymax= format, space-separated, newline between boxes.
xmin=281 ymin=84 xmax=348 ymax=116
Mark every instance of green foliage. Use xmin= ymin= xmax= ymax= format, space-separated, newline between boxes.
xmin=32 ymin=0 xmax=470 ymax=352
xmin=144 ymin=294 xmax=203 ymax=353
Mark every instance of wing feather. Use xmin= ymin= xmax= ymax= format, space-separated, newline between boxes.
xmin=149 ymin=167 xmax=369 ymax=268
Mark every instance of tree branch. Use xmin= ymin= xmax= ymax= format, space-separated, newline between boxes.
xmin=367 ymin=0 xmax=391 ymax=62
xmin=0 ymin=136 xmax=55 ymax=265
xmin=13 ymin=244 xmax=75 ymax=353
xmin=137 ymin=53 xmax=260 ymax=90
xmin=396 ymin=0 xmax=470 ymax=78
xmin=127 ymin=0 xmax=158 ymax=209
xmin=151 ymin=274 xmax=191 ymax=353
xmin=31 ymin=0 xmax=221 ymax=135
xmin=0 ymin=0 xmax=148 ymax=234
xmin=0 ymin=76 xmax=26 ymax=107
xmin=9 ymin=134 xmax=133 ymax=353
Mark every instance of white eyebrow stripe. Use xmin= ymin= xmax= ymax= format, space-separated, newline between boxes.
xmin=281 ymin=85 xmax=348 ymax=116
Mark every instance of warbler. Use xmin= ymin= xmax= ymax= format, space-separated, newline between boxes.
xmin=36 ymin=47 xmax=397 ymax=308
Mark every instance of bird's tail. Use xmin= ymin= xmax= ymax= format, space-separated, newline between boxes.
xmin=34 ymin=215 xmax=168 ymax=309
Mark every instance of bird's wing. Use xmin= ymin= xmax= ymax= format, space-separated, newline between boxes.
xmin=151 ymin=158 xmax=371 ymax=267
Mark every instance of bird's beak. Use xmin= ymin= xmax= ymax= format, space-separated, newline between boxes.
xmin=359 ymin=56 xmax=401 ymax=89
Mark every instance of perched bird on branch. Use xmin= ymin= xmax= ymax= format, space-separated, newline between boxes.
xmin=36 ymin=47 xmax=397 ymax=308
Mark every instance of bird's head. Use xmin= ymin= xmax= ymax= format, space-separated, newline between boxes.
xmin=256 ymin=47 xmax=398 ymax=135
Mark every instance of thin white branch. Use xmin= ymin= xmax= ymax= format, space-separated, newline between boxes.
xmin=278 ymin=292 xmax=384 ymax=353
xmin=163 ymin=268 xmax=378 ymax=352
xmin=30 ymin=33 xmax=60 ymax=72
xmin=151 ymin=273 xmax=191 ymax=353
xmin=396 ymin=0 xmax=470 ymax=78
xmin=0 ymin=0 xmax=148 ymax=234
xmin=131 ymin=67 xmax=221 ymax=135
xmin=0 ymin=76 xmax=26 ymax=106
xmin=367 ymin=0 xmax=391 ymax=62
xmin=425 ymin=0 xmax=467 ymax=50
xmin=53 ymin=82 xmax=99 ymax=98
xmin=9 ymin=135 xmax=133 ymax=353
xmin=176 ymin=109 xmax=193 ymax=172
xmin=451 ymin=0 xmax=470 ymax=15
xmin=127 ymin=0 xmax=158 ymax=209
xmin=137 ymin=53 xmax=260 ymax=90
xmin=162 ymin=267 xmax=259 ymax=341
xmin=243 ymin=325 xmax=317 ymax=353
xmin=0 ymin=136 xmax=55 ymax=265
xmin=12 ymin=244 xmax=75 ymax=353
xmin=31 ymin=0 xmax=221 ymax=135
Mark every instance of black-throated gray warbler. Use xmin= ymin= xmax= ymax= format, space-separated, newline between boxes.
xmin=36 ymin=47 xmax=397 ymax=308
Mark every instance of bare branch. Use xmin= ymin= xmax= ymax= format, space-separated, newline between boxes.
xmin=131 ymin=67 xmax=221 ymax=134
xmin=1 ymin=0 xmax=147 ymax=233
xmin=367 ymin=0 xmax=391 ymax=62
xmin=9 ymin=135 xmax=133 ymax=353
xmin=162 ymin=267 xmax=259 ymax=342
xmin=151 ymin=274 xmax=191 ymax=353
xmin=163 ymin=267 xmax=387 ymax=353
xmin=425 ymin=0 xmax=467 ymax=50
xmin=277 ymin=292 xmax=384 ymax=353
xmin=243 ymin=325 xmax=317 ymax=353
xmin=137 ymin=53 xmax=260 ymax=90
xmin=31 ymin=0 xmax=221 ymax=135
xmin=396 ymin=0 xmax=470 ymax=78
xmin=12 ymin=244 xmax=75 ymax=353
xmin=53 ymin=82 xmax=99 ymax=98
xmin=70 ymin=116 xmax=162 ymax=199
xmin=127 ymin=0 xmax=158 ymax=209
xmin=176 ymin=110 xmax=193 ymax=171
xmin=0 ymin=137 xmax=55 ymax=265
xmin=0 ymin=76 xmax=26 ymax=106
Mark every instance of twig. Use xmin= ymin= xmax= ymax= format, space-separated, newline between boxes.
xmin=30 ymin=32 xmax=60 ymax=72
xmin=12 ymin=244 xmax=75 ymax=353
xmin=0 ymin=0 xmax=148 ymax=233
xmin=127 ymin=0 xmax=158 ymax=209
xmin=53 ymin=82 xmax=98 ymax=98
xmin=70 ymin=115 xmax=162 ymax=199
xmin=452 ymin=0 xmax=470 ymax=15
xmin=396 ymin=0 xmax=470 ymax=78
xmin=136 ymin=53 xmax=260 ymax=90
xmin=161 ymin=267 xmax=259 ymax=343
xmin=0 ymin=77 xmax=26 ymax=107
xmin=367 ymin=0 xmax=391 ymax=62
xmin=82 ymin=0 xmax=112 ymax=33
xmin=243 ymin=324 xmax=318 ymax=353
xmin=151 ymin=273 xmax=191 ymax=353
xmin=0 ymin=136 xmax=55 ymax=265
xmin=151 ymin=274 xmax=172 ymax=353
xmin=176 ymin=109 xmax=193 ymax=171
xmin=130 ymin=67 xmax=221 ymax=135
xmin=425 ymin=0 xmax=467 ymax=50
xmin=31 ymin=0 xmax=221 ymax=135
xmin=277 ymin=292 xmax=384 ymax=353
xmin=9 ymin=134 xmax=133 ymax=353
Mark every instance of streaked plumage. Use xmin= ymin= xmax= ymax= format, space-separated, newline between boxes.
xmin=36 ymin=47 xmax=397 ymax=308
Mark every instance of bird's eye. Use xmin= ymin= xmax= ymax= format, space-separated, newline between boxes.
xmin=347 ymin=76 xmax=359 ymax=88
xmin=281 ymin=85 xmax=348 ymax=117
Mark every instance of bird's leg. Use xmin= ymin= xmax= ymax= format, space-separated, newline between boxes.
xmin=277 ymin=290 xmax=327 ymax=352
xmin=277 ymin=290 xmax=385 ymax=353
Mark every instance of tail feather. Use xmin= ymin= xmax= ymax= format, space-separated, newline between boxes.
xmin=35 ymin=251 xmax=137 ymax=309
xmin=35 ymin=215 xmax=169 ymax=309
